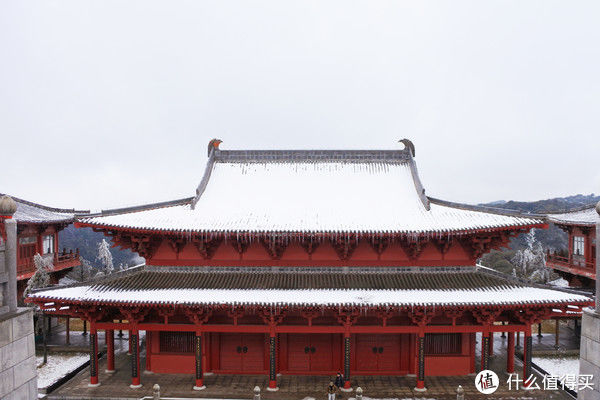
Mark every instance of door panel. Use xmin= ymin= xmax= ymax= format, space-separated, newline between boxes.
xmin=286 ymin=334 xmax=336 ymax=372
xmin=242 ymin=334 xmax=266 ymax=371
xmin=310 ymin=334 xmax=333 ymax=371
xmin=377 ymin=335 xmax=401 ymax=371
xmin=356 ymin=335 xmax=379 ymax=371
xmin=219 ymin=333 xmax=242 ymax=370
xmin=219 ymin=333 xmax=265 ymax=372
xmin=355 ymin=334 xmax=403 ymax=372
xmin=287 ymin=335 xmax=311 ymax=371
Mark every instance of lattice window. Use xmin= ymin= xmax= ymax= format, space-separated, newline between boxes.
xmin=159 ymin=331 xmax=195 ymax=353
xmin=42 ymin=234 xmax=55 ymax=255
xmin=424 ymin=333 xmax=462 ymax=355
xmin=573 ymin=236 xmax=585 ymax=257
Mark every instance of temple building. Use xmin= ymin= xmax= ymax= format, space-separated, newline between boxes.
xmin=547 ymin=205 xmax=599 ymax=288
xmin=0 ymin=194 xmax=86 ymax=300
xmin=26 ymin=140 xmax=593 ymax=392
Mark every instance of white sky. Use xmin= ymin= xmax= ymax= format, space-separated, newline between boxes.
xmin=1 ymin=1 xmax=599 ymax=211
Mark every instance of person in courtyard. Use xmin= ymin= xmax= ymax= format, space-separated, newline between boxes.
xmin=334 ymin=372 xmax=344 ymax=390
xmin=327 ymin=381 xmax=338 ymax=400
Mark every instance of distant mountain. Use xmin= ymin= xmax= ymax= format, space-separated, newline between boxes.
xmin=481 ymin=193 xmax=599 ymax=214
xmin=479 ymin=193 xmax=599 ymax=251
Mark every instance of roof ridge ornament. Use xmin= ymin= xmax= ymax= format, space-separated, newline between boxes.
xmin=192 ymin=139 xmax=222 ymax=209
xmin=399 ymin=139 xmax=430 ymax=210
xmin=399 ymin=139 xmax=415 ymax=157
xmin=208 ymin=138 xmax=223 ymax=156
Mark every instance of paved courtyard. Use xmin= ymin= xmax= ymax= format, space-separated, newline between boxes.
xmin=46 ymin=329 xmax=579 ymax=400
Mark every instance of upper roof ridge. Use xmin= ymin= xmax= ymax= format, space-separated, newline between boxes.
xmin=0 ymin=193 xmax=89 ymax=215
xmin=213 ymin=149 xmax=412 ymax=163
xmin=205 ymin=137 xmax=415 ymax=164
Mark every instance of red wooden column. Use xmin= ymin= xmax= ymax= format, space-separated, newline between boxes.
xmin=65 ymin=317 xmax=70 ymax=345
xmin=414 ymin=332 xmax=426 ymax=392
xmin=488 ymin=331 xmax=494 ymax=357
xmin=145 ymin=331 xmax=151 ymax=372
xmin=481 ymin=330 xmax=490 ymax=371
xmin=523 ymin=326 xmax=533 ymax=387
xmin=342 ymin=331 xmax=352 ymax=391
xmin=88 ymin=322 xmax=100 ymax=387
xmin=193 ymin=330 xmax=206 ymax=390
xmin=105 ymin=329 xmax=115 ymax=373
xmin=267 ymin=329 xmax=279 ymax=391
xmin=506 ymin=332 xmax=515 ymax=373
xmin=128 ymin=332 xmax=132 ymax=355
xmin=130 ymin=328 xmax=142 ymax=389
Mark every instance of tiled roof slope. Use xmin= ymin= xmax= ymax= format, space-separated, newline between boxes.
xmin=78 ymin=142 xmax=543 ymax=235
xmin=29 ymin=265 xmax=591 ymax=307
xmin=547 ymin=204 xmax=599 ymax=226
xmin=0 ymin=194 xmax=89 ymax=224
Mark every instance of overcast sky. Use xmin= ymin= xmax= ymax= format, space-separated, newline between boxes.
xmin=1 ymin=1 xmax=598 ymax=211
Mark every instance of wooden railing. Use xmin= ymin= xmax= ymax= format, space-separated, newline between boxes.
xmin=547 ymin=251 xmax=596 ymax=278
xmin=17 ymin=248 xmax=80 ymax=277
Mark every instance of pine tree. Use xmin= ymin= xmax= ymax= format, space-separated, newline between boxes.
xmin=24 ymin=253 xmax=51 ymax=298
xmin=96 ymin=239 xmax=114 ymax=275
xmin=511 ymin=229 xmax=549 ymax=283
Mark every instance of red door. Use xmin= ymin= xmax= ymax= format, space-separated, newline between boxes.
xmin=286 ymin=334 xmax=338 ymax=373
xmin=355 ymin=335 xmax=378 ymax=371
xmin=354 ymin=334 xmax=403 ymax=373
xmin=219 ymin=333 xmax=266 ymax=373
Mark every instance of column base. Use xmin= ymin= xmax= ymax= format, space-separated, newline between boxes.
xmin=193 ymin=385 xmax=207 ymax=391
xmin=88 ymin=382 xmax=100 ymax=388
xmin=203 ymin=372 xmax=214 ymax=376
xmin=414 ymin=386 xmax=427 ymax=392
xmin=105 ymin=369 xmax=116 ymax=374
xmin=266 ymin=386 xmax=279 ymax=392
xmin=129 ymin=384 xmax=143 ymax=389
xmin=340 ymin=387 xmax=353 ymax=392
xmin=143 ymin=370 xmax=154 ymax=375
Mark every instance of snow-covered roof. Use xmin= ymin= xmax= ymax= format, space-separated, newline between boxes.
xmin=28 ymin=265 xmax=592 ymax=308
xmin=78 ymin=142 xmax=543 ymax=235
xmin=547 ymin=205 xmax=599 ymax=226
xmin=0 ymin=194 xmax=89 ymax=224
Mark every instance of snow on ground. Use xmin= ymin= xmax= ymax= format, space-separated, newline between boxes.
xmin=532 ymin=356 xmax=580 ymax=378
xmin=549 ymin=277 xmax=569 ymax=288
xmin=36 ymin=352 xmax=88 ymax=389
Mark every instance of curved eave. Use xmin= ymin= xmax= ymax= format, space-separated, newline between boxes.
xmin=16 ymin=217 xmax=75 ymax=225
xmin=74 ymin=220 xmax=547 ymax=237
xmin=27 ymin=296 xmax=592 ymax=309
xmin=547 ymin=218 xmax=597 ymax=227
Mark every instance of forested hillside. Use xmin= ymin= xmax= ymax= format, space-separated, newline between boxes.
xmin=478 ymin=193 xmax=598 ymax=278
xmin=59 ymin=225 xmax=142 ymax=270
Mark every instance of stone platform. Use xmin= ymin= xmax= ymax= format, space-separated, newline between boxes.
xmin=48 ymin=339 xmax=573 ymax=400
xmin=0 ymin=308 xmax=38 ymax=400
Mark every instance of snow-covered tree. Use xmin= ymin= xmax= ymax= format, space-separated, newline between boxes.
xmin=24 ymin=253 xmax=51 ymax=298
xmin=511 ymin=229 xmax=549 ymax=283
xmin=79 ymin=256 xmax=94 ymax=280
xmin=96 ymin=239 xmax=114 ymax=275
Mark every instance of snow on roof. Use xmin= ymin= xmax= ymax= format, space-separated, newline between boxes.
xmin=547 ymin=205 xmax=599 ymax=226
xmin=29 ymin=265 xmax=592 ymax=308
xmin=79 ymin=144 xmax=542 ymax=234
xmin=0 ymin=194 xmax=89 ymax=224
